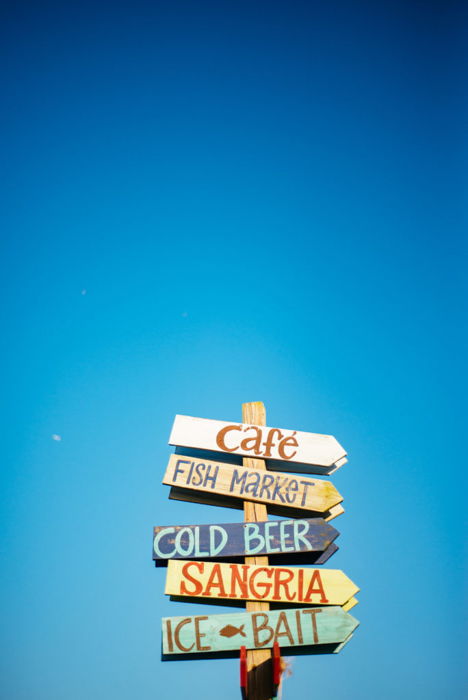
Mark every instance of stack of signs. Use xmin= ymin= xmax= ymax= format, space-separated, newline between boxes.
xmin=154 ymin=413 xmax=359 ymax=662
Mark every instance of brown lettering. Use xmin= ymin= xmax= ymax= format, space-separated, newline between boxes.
xmin=174 ymin=618 xmax=194 ymax=652
xmin=165 ymin=619 xmax=174 ymax=652
xmin=278 ymin=432 xmax=298 ymax=460
xmin=252 ymin=613 xmax=274 ymax=648
xmin=194 ymin=616 xmax=210 ymax=651
xmin=302 ymin=608 xmax=322 ymax=644
xmin=295 ymin=610 xmax=303 ymax=644
xmin=262 ymin=428 xmax=283 ymax=457
xmin=240 ymin=426 xmax=263 ymax=455
xmin=216 ymin=424 xmax=242 ymax=452
xmin=274 ymin=612 xmax=294 ymax=645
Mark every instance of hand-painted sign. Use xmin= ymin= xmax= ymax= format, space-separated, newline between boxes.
xmin=165 ymin=560 xmax=359 ymax=607
xmin=169 ymin=415 xmax=347 ymax=475
xmin=153 ymin=517 xmax=339 ymax=562
xmin=162 ymin=606 xmax=359 ymax=656
xmin=162 ymin=456 xmax=343 ymax=514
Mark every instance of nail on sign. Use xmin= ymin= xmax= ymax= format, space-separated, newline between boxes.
xmin=169 ymin=415 xmax=347 ymax=475
xmin=165 ymin=560 xmax=359 ymax=607
xmin=162 ymin=606 xmax=359 ymax=656
xmin=153 ymin=518 xmax=339 ymax=561
xmin=162 ymin=455 xmax=343 ymax=514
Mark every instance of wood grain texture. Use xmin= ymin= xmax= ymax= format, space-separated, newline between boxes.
xmin=162 ymin=455 xmax=343 ymax=513
xmin=169 ymin=413 xmax=347 ymax=474
xmin=242 ymin=402 xmax=271 ymax=691
xmin=167 ymin=484 xmax=344 ymax=522
xmin=153 ymin=517 xmax=339 ymax=561
xmin=161 ymin=606 xmax=359 ymax=656
xmin=165 ymin=560 xmax=359 ymax=606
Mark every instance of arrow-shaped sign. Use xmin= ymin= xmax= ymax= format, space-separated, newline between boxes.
xmin=162 ymin=606 xmax=359 ymax=656
xmin=165 ymin=560 xmax=359 ymax=607
xmin=153 ymin=517 xmax=339 ymax=562
xmin=169 ymin=415 xmax=347 ymax=475
xmin=162 ymin=456 xmax=343 ymax=514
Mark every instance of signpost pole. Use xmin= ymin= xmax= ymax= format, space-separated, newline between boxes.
xmin=242 ymin=401 xmax=277 ymax=700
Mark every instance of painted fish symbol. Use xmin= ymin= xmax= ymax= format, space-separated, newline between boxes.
xmin=219 ymin=624 xmax=246 ymax=639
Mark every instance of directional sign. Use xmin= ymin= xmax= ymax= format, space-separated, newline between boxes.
xmin=165 ymin=560 xmax=359 ymax=607
xmin=162 ymin=456 xmax=343 ymax=514
xmin=153 ymin=517 xmax=339 ymax=562
xmin=162 ymin=606 xmax=359 ymax=656
xmin=169 ymin=415 xmax=347 ymax=475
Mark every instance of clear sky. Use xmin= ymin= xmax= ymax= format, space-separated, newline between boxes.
xmin=1 ymin=1 xmax=466 ymax=699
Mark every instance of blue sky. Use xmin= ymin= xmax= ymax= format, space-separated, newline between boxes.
xmin=1 ymin=1 xmax=466 ymax=698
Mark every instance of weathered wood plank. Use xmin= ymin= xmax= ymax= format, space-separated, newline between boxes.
xmin=167 ymin=485 xmax=344 ymax=521
xmin=162 ymin=455 xmax=343 ymax=514
xmin=241 ymin=401 xmax=271 ymax=688
xmin=152 ymin=518 xmax=339 ymax=562
xmin=169 ymin=414 xmax=347 ymax=474
xmin=161 ymin=606 xmax=359 ymax=656
xmin=165 ymin=560 xmax=359 ymax=607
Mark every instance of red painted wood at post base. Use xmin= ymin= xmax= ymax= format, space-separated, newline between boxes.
xmin=240 ymin=646 xmax=247 ymax=700
xmin=273 ymin=643 xmax=281 ymax=696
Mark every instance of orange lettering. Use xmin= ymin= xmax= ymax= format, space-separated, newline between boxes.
xmin=240 ymin=426 xmax=262 ymax=455
xmin=180 ymin=562 xmax=204 ymax=596
xmin=272 ymin=568 xmax=296 ymax=601
xmin=216 ymin=424 xmax=242 ymax=452
xmin=203 ymin=564 xmax=227 ymax=597
xmin=278 ymin=432 xmax=298 ymax=460
xmin=249 ymin=567 xmax=273 ymax=600
xmin=229 ymin=564 xmax=249 ymax=598
xmin=303 ymin=570 xmax=328 ymax=603
xmin=262 ymin=428 xmax=283 ymax=457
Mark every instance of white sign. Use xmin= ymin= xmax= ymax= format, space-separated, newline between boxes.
xmin=169 ymin=415 xmax=347 ymax=474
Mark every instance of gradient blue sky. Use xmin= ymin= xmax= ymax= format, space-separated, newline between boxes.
xmin=1 ymin=2 xmax=466 ymax=699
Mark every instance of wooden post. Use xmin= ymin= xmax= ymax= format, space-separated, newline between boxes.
xmin=242 ymin=401 xmax=275 ymax=700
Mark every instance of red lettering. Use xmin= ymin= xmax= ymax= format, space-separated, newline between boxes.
xmin=203 ymin=564 xmax=227 ymax=597
xmin=249 ymin=567 xmax=273 ymax=600
xmin=303 ymin=570 xmax=328 ymax=603
xmin=180 ymin=561 xmax=204 ymax=596
xmin=229 ymin=564 xmax=249 ymax=598
xmin=272 ymin=568 xmax=296 ymax=601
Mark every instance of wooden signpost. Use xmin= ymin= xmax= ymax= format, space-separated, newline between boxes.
xmin=162 ymin=606 xmax=359 ymax=656
xmin=162 ymin=455 xmax=343 ymax=514
xmin=153 ymin=517 xmax=339 ymax=562
xmin=169 ymin=414 xmax=347 ymax=474
xmin=155 ymin=401 xmax=359 ymax=700
xmin=165 ymin=560 xmax=359 ymax=607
